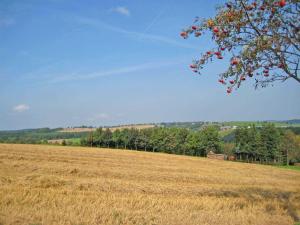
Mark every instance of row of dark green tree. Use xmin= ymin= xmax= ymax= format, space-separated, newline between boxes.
xmin=81 ymin=126 xmax=222 ymax=157
xmin=80 ymin=124 xmax=300 ymax=164
xmin=234 ymin=124 xmax=300 ymax=164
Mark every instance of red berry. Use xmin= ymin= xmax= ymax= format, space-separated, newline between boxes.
xmin=227 ymin=88 xmax=232 ymax=94
xmin=190 ymin=64 xmax=197 ymax=69
xmin=231 ymin=58 xmax=239 ymax=65
xmin=195 ymin=32 xmax=201 ymax=37
xmin=230 ymin=80 xmax=234 ymax=84
xmin=221 ymin=47 xmax=226 ymax=51
xmin=246 ymin=5 xmax=253 ymax=10
xmin=260 ymin=5 xmax=265 ymax=10
xmin=213 ymin=27 xmax=219 ymax=33
xmin=217 ymin=56 xmax=223 ymax=59
xmin=219 ymin=79 xmax=225 ymax=84
xmin=215 ymin=52 xmax=221 ymax=56
xmin=279 ymin=0 xmax=286 ymax=7
xmin=180 ymin=32 xmax=187 ymax=38
xmin=206 ymin=51 xmax=212 ymax=55
xmin=264 ymin=73 xmax=269 ymax=77
xmin=192 ymin=26 xmax=197 ymax=30
xmin=241 ymin=77 xmax=246 ymax=81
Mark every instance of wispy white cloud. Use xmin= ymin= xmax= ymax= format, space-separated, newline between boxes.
xmin=112 ymin=6 xmax=130 ymax=16
xmin=73 ymin=16 xmax=199 ymax=50
xmin=48 ymin=59 xmax=184 ymax=83
xmin=0 ymin=18 xmax=15 ymax=27
xmin=141 ymin=9 xmax=165 ymax=34
xmin=88 ymin=113 xmax=111 ymax=122
xmin=13 ymin=104 xmax=30 ymax=113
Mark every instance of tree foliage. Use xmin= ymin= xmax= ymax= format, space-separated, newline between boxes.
xmin=82 ymin=126 xmax=221 ymax=157
xmin=182 ymin=0 xmax=300 ymax=92
xmin=81 ymin=125 xmax=300 ymax=164
xmin=234 ymin=124 xmax=300 ymax=163
xmin=280 ymin=129 xmax=300 ymax=164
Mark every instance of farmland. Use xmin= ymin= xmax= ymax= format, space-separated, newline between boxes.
xmin=0 ymin=144 xmax=300 ymax=225
xmin=59 ymin=124 xmax=156 ymax=133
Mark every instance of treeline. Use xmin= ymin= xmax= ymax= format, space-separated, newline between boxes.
xmin=0 ymin=128 xmax=87 ymax=144
xmin=81 ymin=124 xmax=300 ymax=165
xmin=234 ymin=124 xmax=300 ymax=164
xmin=81 ymin=126 xmax=222 ymax=156
xmin=1 ymin=124 xmax=299 ymax=165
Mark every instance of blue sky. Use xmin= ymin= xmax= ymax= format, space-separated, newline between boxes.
xmin=0 ymin=0 xmax=299 ymax=130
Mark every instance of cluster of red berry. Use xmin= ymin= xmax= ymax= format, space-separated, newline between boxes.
xmin=180 ymin=0 xmax=288 ymax=94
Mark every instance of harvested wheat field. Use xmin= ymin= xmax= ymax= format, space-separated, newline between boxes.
xmin=0 ymin=144 xmax=300 ymax=225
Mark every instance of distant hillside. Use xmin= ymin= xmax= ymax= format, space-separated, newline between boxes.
xmin=159 ymin=121 xmax=206 ymax=130
xmin=222 ymin=120 xmax=300 ymax=127
xmin=0 ymin=124 xmax=156 ymax=144
xmin=0 ymin=128 xmax=87 ymax=144
xmin=58 ymin=127 xmax=96 ymax=133
xmin=159 ymin=119 xmax=300 ymax=129
xmin=59 ymin=124 xmax=156 ymax=133
xmin=277 ymin=119 xmax=300 ymax=124
xmin=1 ymin=120 xmax=299 ymax=145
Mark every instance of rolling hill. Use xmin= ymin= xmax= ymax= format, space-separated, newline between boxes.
xmin=0 ymin=144 xmax=299 ymax=225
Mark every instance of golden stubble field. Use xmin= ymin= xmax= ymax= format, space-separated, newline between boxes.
xmin=0 ymin=144 xmax=300 ymax=225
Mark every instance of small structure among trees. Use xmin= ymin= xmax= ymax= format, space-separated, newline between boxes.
xmin=207 ymin=151 xmax=227 ymax=160
xmin=79 ymin=123 xmax=299 ymax=166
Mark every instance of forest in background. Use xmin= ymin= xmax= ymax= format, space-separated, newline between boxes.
xmin=0 ymin=121 xmax=299 ymax=165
